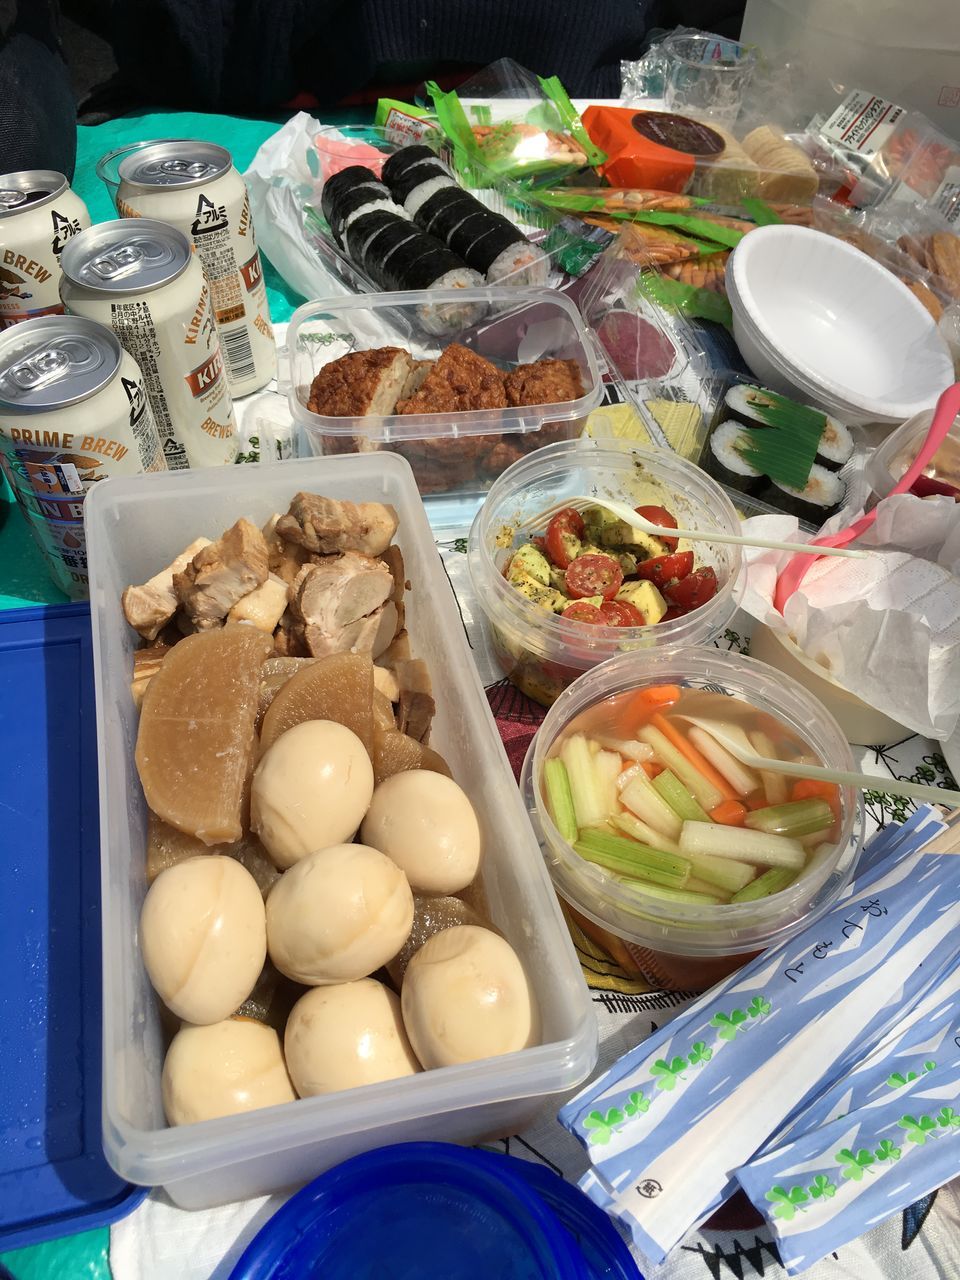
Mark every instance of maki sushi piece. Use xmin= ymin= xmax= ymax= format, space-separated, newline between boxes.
xmin=359 ymin=219 xmax=426 ymax=287
xmin=769 ymin=464 xmax=846 ymax=523
xmin=328 ymin=182 xmax=404 ymax=248
xmin=343 ymin=209 xmax=407 ymax=266
xmin=382 ymin=239 xmax=482 ymax=292
xmin=413 ymin=184 xmax=546 ymax=284
xmin=724 ymin=384 xmax=854 ymax=470
xmin=705 ymin=420 xmax=767 ymax=496
xmin=381 ymin=144 xmax=442 ymax=187
xmin=320 ymin=164 xmax=379 ymax=221
xmin=415 ymin=187 xmax=479 ymax=242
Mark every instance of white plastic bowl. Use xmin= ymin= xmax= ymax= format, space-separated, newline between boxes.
xmin=727 ymin=226 xmax=953 ymax=424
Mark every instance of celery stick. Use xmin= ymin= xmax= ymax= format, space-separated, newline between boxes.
xmin=620 ymin=770 xmax=683 ymax=840
xmin=745 ymin=798 xmax=833 ymax=838
xmin=614 ymin=876 xmax=723 ymax=906
xmin=731 ymin=866 xmax=797 ymax=902
xmin=576 ymin=844 xmax=689 ymax=887
xmin=560 ymin=734 xmax=607 ymax=829
xmin=653 ymin=769 xmax=711 ymax=823
xmin=685 ymin=875 xmax=732 ymax=900
xmin=543 ymin=758 xmax=578 ymax=844
xmin=749 ymin=730 xmax=789 ymax=804
xmin=611 ymin=810 xmax=681 ymax=854
xmin=686 ymin=725 xmax=760 ymax=797
xmin=683 ymin=850 xmax=755 ymax=893
xmin=594 ymin=748 xmax=623 ymax=819
xmin=594 ymin=734 xmax=654 ymax=761
xmin=679 ymin=821 xmax=806 ymax=868
xmin=575 ymin=828 xmax=690 ymax=878
xmin=637 ymin=723 xmax=725 ymax=811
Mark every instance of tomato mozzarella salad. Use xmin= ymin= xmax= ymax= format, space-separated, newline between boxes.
xmin=504 ymin=502 xmax=719 ymax=628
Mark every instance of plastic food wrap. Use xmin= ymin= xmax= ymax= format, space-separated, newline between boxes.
xmin=427 ymin=59 xmax=604 ymax=187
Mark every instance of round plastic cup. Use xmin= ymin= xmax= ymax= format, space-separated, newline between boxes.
xmin=467 ymin=438 xmax=743 ymax=708
xmin=228 ymin=1142 xmax=595 ymax=1280
xmin=520 ymin=647 xmax=864 ymax=991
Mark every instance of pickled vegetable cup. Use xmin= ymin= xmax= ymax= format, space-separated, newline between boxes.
xmin=520 ymin=647 xmax=863 ymax=991
xmin=467 ymin=439 xmax=743 ymax=707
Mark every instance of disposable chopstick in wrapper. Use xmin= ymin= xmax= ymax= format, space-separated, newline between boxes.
xmin=735 ymin=1051 xmax=960 ymax=1273
xmin=557 ymin=806 xmax=956 ymax=1265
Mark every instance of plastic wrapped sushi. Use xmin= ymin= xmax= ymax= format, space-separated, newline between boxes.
xmin=320 ymin=166 xmax=406 ymax=247
xmin=725 ymin=385 xmax=854 ymax=470
xmin=705 ymin=418 xmax=846 ymax=522
xmin=705 ymin=420 xmax=768 ymax=497
xmin=383 ymin=145 xmax=548 ymax=285
xmin=767 ymin=464 xmax=846 ymax=523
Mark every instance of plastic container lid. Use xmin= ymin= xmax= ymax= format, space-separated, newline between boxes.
xmin=230 ymin=1143 xmax=639 ymax=1280
xmin=0 ymin=604 xmax=145 ymax=1250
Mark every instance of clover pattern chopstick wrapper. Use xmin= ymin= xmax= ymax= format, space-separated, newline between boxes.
xmin=558 ymin=808 xmax=957 ymax=1265
xmin=735 ymin=1059 xmax=960 ymax=1273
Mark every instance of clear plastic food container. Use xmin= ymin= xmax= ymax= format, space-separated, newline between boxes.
xmin=83 ymin=453 xmax=596 ymax=1210
xmin=286 ymin=287 xmax=604 ymax=497
xmin=467 ymin=438 xmax=743 ymax=707
xmin=865 ymin=405 xmax=960 ymax=499
xmin=521 ymin=647 xmax=864 ymax=992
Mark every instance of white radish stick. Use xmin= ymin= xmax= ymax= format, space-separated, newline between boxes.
xmin=679 ymin=821 xmax=806 ymax=868
xmin=749 ymin=730 xmax=789 ymax=805
xmin=686 ymin=725 xmax=760 ymax=798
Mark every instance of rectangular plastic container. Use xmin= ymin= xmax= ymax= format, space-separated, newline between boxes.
xmin=83 ymin=452 xmax=597 ymax=1210
xmin=285 ymin=287 xmax=604 ymax=497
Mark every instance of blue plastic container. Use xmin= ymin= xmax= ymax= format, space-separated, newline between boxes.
xmin=0 ymin=605 xmax=145 ymax=1249
xmin=230 ymin=1142 xmax=642 ymax=1280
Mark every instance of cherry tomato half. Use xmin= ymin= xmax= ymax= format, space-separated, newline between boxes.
xmin=561 ymin=601 xmax=605 ymax=624
xmin=565 ymin=553 xmax=624 ymax=601
xmin=661 ymin=605 xmax=687 ymax=622
xmin=599 ymin=599 xmax=646 ymax=626
xmin=545 ymin=508 xmax=585 ymax=569
xmin=636 ymin=505 xmax=679 ymax=552
xmin=664 ymin=566 xmax=718 ymax=610
xmin=635 ymin=550 xmax=694 ymax=587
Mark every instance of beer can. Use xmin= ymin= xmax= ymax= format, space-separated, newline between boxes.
xmin=114 ymin=141 xmax=276 ymax=397
xmin=60 ymin=219 xmax=239 ymax=469
xmin=0 ymin=170 xmax=91 ymax=330
xmin=0 ymin=315 xmax=165 ymax=599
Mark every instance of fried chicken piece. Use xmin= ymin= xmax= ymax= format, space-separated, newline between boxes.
xmin=290 ymin=553 xmax=393 ymax=658
xmin=503 ymin=358 xmax=585 ymax=408
xmin=396 ymin=659 xmax=435 ymax=743
xmin=173 ymin=519 xmax=269 ymax=631
xmin=306 ymin=346 xmax=416 ymax=417
xmin=122 ymin=537 xmax=212 ymax=641
xmin=396 ymin=344 xmax=507 ymax=414
xmin=277 ymin=493 xmax=399 ymax=558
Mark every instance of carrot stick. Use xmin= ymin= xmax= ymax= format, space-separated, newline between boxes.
xmin=641 ymin=760 xmax=664 ymax=779
xmin=745 ymin=788 xmax=769 ymax=811
xmin=624 ymin=684 xmax=681 ymax=729
xmin=792 ymin=778 xmax=841 ymax=822
xmin=650 ymin=712 xmax=738 ymax=801
xmin=710 ymin=799 xmax=748 ymax=826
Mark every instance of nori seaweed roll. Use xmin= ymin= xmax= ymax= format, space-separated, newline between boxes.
xmin=415 ymin=187 xmax=480 ymax=241
xmin=343 ymin=208 xmax=406 ymax=265
xmin=328 ymin=182 xmax=401 ymax=246
xmin=813 ymin=417 xmax=855 ymax=469
xmin=404 ymin=174 xmax=458 ymax=217
xmin=382 ymin=237 xmax=478 ymax=291
xmin=320 ymin=165 xmax=380 ymax=225
xmin=389 ymin=158 xmax=454 ymax=205
xmin=381 ymin=145 xmax=441 ymax=187
xmin=769 ymin=464 xmax=845 ymax=522
xmin=705 ymin=420 xmax=767 ymax=496
xmin=359 ymin=219 xmax=424 ymax=285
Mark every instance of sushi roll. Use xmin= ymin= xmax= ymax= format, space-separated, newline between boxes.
xmin=705 ymin=420 xmax=767 ymax=496
xmin=415 ymin=187 xmax=482 ymax=242
xmin=381 ymin=145 xmax=443 ymax=187
xmin=344 ymin=209 xmax=408 ymax=266
xmin=724 ymin=384 xmax=854 ymax=471
xmin=382 ymin=239 xmax=481 ymax=292
xmin=814 ymin=417 xmax=855 ymax=470
xmin=359 ymin=220 xmax=427 ymax=287
xmin=320 ymin=165 xmax=380 ymax=226
xmin=484 ymin=239 xmax=548 ymax=285
xmin=329 ymin=183 xmax=404 ymax=247
xmin=769 ymin=464 xmax=845 ymax=523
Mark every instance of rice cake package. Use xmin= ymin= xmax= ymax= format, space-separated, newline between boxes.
xmin=558 ymin=805 xmax=955 ymax=1265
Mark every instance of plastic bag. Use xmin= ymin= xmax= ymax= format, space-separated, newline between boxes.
xmin=427 ymin=58 xmax=603 ymax=187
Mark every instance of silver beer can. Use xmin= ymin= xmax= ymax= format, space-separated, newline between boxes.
xmin=0 ymin=171 xmax=91 ymax=329
xmin=60 ymin=219 xmax=239 ymax=469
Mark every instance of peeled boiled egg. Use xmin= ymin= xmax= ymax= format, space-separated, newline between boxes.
xmin=360 ymin=770 xmax=481 ymax=894
xmin=162 ymin=1018 xmax=296 ymax=1125
xmin=140 ymin=856 xmax=266 ymax=1025
xmin=266 ymin=843 xmax=413 ymax=985
xmin=401 ymin=925 xmax=538 ymax=1069
xmin=284 ymin=978 xmax=421 ymax=1097
xmin=251 ymin=720 xmax=374 ymax=869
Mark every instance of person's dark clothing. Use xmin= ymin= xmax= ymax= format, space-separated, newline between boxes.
xmin=0 ymin=0 xmax=76 ymax=177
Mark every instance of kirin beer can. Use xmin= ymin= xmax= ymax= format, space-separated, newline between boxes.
xmin=114 ymin=141 xmax=276 ymax=397
xmin=60 ymin=219 xmax=239 ymax=469
xmin=0 ymin=315 xmax=165 ymax=598
xmin=0 ymin=171 xmax=91 ymax=329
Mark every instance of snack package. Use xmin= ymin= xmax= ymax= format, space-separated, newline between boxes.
xmin=427 ymin=59 xmax=604 ymax=187
xmin=558 ymin=809 xmax=956 ymax=1265
xmin=373 ymin=97 xmax=436 ymax=147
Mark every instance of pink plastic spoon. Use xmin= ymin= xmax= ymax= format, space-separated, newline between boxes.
xmin=774 ymin=382 xmax=960 ymax=614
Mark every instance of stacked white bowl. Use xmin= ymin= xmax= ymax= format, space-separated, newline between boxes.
xmin=726 ymin=225 xmax=954 ymax=426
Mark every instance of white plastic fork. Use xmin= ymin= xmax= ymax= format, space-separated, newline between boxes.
xmin=518 ymin=495 xmax=869 ymax=560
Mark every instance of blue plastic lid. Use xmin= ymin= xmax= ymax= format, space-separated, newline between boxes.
xmin=0 ymin=605 xmax=145 ymax=1250
xmin=230 ymin=1143 xmax=592 ymax=1280
xmin=472 ymin=1151 xmax=641 ymax=1280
